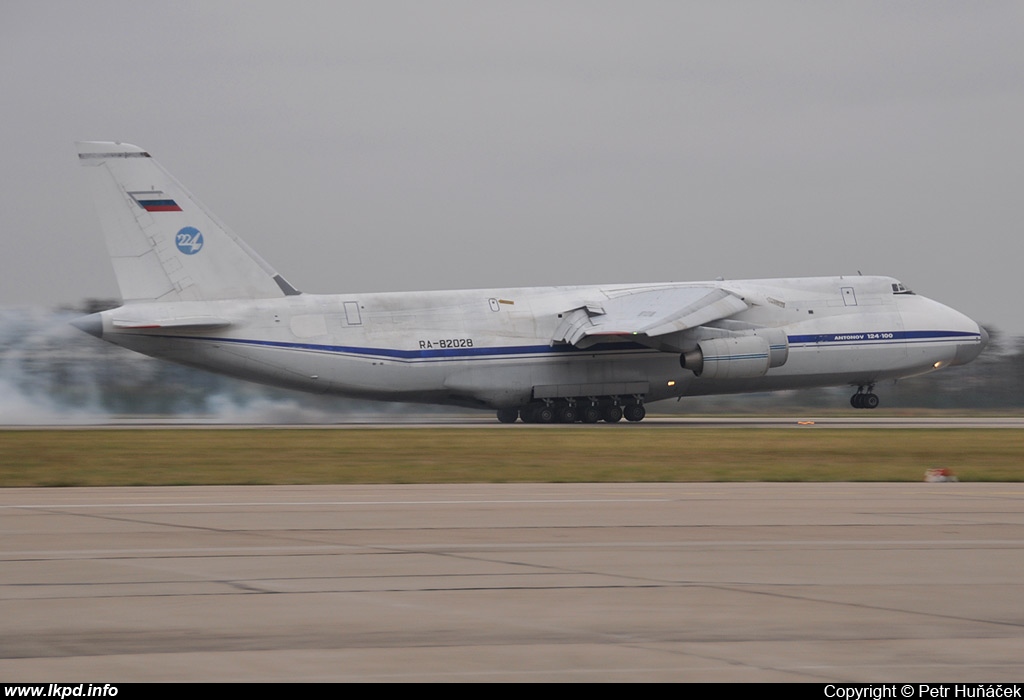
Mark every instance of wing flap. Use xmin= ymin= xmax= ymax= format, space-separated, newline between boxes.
xmin=554 ymin=287 xmax=749 ymax=346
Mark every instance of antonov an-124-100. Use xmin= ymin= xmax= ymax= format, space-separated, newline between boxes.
xmin=72 ymin=142 xmax=987 ymax=423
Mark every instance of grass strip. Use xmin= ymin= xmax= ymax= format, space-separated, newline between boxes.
xmin=1 ymin=428 xmax=1021 ymax=486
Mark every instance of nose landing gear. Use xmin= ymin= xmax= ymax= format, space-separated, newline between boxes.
xmin=850 ymin=386 xmax=879 ymax=409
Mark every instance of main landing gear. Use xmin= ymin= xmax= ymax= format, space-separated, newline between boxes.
xmin=850 ymin=385 xmax=880 ymax=409
xmin=498 ymin=396 xmax=647 ymax=424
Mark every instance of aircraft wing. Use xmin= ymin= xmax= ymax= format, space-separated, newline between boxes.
xmin=553 ymin=286 xmax=750 ymax=347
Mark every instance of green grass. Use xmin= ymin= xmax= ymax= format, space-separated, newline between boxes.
xmin=1 ymin=427 xmax=1022 ymax=486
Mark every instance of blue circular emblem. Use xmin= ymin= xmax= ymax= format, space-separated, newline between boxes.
xmin=175 ymin=226 xmax=204 ymax=255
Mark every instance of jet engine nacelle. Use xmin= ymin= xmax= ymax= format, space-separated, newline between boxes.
xmin=680 ymin=330 xmax=788 ymax=379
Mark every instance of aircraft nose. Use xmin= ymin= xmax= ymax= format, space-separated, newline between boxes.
xmin=951 ymin=323 xmax=988 ymax=366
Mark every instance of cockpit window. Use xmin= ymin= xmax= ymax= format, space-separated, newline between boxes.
xmin=891 ymin=282 xmax=915 ymax=295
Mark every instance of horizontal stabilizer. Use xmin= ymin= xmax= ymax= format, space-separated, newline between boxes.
xmin=111 ymin=316 xmax=234 ymax=330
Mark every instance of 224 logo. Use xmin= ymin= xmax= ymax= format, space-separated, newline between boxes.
xmin=175 ymin=226 xmax=204 ymax=255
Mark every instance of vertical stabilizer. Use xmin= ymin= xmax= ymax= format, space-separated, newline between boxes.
xmin=76 ymin=141 xmax=300 ymax=302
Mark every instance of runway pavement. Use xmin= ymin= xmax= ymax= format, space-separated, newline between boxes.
xmin=1 ymin=482 xmax=1022 ymax=682
xmin=11 ymin=414 xmax=1024 ymax=429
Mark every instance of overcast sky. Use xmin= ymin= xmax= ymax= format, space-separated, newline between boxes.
xmin=2 ymin=1 xmax=1022 ymax=334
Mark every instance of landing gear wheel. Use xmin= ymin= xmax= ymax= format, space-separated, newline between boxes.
xmin=496 ymin=408 xmax=519 ymax=424
xmin=603 ymin=405 xmax=623 ymax=423
xmin=556 ymin=403 xmax=578 ymax=423
xmin=851 ymin=392 xmax=879 ymax=409
xmin=623 ymin=404 xmax=646 ymax=422
xmin=520 ymin=404 xmax=539 ymax=423
xmin=535 ymin=404 xmax=555 ymax=424
xmin=580 ymin=404 xmax=602 ymax=424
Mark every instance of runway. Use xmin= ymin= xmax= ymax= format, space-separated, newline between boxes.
xmin=1 ymin=483 xmax=1022 ymax=682
xmin=13 ymin=414 xmax=1024 ymax=429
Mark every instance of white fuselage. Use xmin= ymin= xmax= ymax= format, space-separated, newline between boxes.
xmin=87 ymin=275 xmax=985 ymax=411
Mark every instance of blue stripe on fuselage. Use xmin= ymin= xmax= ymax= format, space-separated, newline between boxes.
xmin=137 ymin=329 xmax=979 ymax=363
xmin=150 ymin=335 xmax=653 ymax=361
xmin=788 ymin=330 xmax=979 ymax=345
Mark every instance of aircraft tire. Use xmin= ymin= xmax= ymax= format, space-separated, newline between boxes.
xmin=496 ymin=408 xmax=519 ymax=424
xmin=535 ymin=405 xmax=556 ymax=424
xmin=603 ymin=406 xmax=623 ymax=423
xmin=863 ymin=393 xmax=879 ymax=409
xmin=581 ymin=405 xmax=602 ymax=424
xmin=623 ymin=404 xmax=646 ymax=422
xmin=556 ymin=404 xmax=578 ymax=423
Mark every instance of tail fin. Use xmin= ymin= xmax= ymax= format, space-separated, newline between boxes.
xmin=76 ymin=141 xmax=300 ymax=302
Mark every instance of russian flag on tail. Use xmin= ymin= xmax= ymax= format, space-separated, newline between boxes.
xmin=128 ymin=190 xmax=182 ymax=212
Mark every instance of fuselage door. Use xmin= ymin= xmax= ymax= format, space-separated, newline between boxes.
xmin=841 ymin=287 xmax=858 ymax=306
xmin=344 ymin=301 xmax=362 ymax=326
